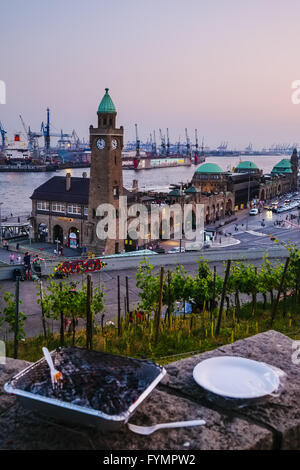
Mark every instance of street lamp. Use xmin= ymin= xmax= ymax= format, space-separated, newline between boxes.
xmin=55 ymin=238 xmax=60 ymax=254
xmin=246 ymin=170 xmax=251 ymax=230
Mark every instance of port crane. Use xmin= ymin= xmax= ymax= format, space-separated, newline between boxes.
xmin=152 ymin=130 xmax=157 ymax=156
xmin=166 ymin=128 xmax=170 ymax=155
xmin=194 ymin=129 xmax=199 ymax=163
xmin=195 ymin=129 xmax=199 ymax=153
xmin=201 ymin=136 xmax=205 ymax=155
xmin=177 ymin=136 xmax=181 ymax=154
xmin=19 ymin=115 xmax=42 ymax=152
xmin=185 ymin=128 xmax=191 ymax=156
xmin=135 ymin=123 xmax=140 ymax=157
xmin=217 ymin=141 xmax=228 ymax=152
xmin=159 ymin=128 xmax=166 ymax=155
xmin=0 ymin=121 xmax=7 ymax=150
xmin=40 ymin=108 xmax=72 ymax=152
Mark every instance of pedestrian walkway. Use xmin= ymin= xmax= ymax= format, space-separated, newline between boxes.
xmin=210 ymin=235 xmax=240 ymax=248
xmin=245 ymin=230 xmax=268 ymax=237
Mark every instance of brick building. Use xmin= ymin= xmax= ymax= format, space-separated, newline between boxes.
xmin=30 ymin=89 xmax=299 ymax=253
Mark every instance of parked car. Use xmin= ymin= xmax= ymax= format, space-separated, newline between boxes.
xmin=167 ymin=246 xmax=185 ymax=254
xmin=153 ymin=246 xmax=165 ymax=254
xmin=249 ymin=208 xmax=259 ymax=216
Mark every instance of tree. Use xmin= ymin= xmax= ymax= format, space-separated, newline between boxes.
xmin=136 ymin=259 xmax=161 ymax=315
xmin=257 ymin=255 xmax=281 ymax=306
xmin=2 ymin=291 xmax=27 ymax=341
xmin=38 ymin=277 xmax=105 ymax=345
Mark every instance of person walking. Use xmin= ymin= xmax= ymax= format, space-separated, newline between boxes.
xmin=9 ymin=253 xmax=15 ymax=265
xmin=23 ymin=251 xmax=31 ymax=280
xmin=32 ymin=255 xmax=41 ymax=276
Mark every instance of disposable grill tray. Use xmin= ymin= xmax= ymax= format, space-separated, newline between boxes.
xmin=4 ymin=347 xmax=166 ymax=430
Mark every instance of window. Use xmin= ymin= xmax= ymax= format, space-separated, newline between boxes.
xmin=52 ymin=203 xmax=65 ymax=213
xmin=67 ymin=205 xmax=82 ymax=215
xmin=113 ymin=186 xmax=119 ymax=198
xmin=37 ymin=201 xmax=49 ymax=211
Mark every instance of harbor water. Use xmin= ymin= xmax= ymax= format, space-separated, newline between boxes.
xmin=0 ymin=154 xmax=290 ymax=217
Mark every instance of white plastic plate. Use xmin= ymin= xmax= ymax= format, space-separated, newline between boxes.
xmin=193 ymin=356 xmax=280 ymax=399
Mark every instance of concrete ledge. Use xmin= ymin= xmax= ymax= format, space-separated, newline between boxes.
xmin=162 ymin=330 xmax=300 ymax=450
xmin=0 ymin=331 xmax=299 ymax=450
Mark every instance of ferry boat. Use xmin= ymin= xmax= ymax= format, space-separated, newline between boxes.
xmin=5 ymin=134 xmax=32 ymax=163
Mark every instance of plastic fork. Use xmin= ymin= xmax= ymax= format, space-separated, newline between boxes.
xmin=42 ymin=347 xmax=63 ymax=389
xmin=128 ymin=419 xmax=206 ymax=435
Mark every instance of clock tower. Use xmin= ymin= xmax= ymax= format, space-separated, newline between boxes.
xmin=86 ymin=88 xmax=124 ymax=254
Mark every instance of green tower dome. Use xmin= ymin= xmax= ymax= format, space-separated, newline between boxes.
xmin=271 ymin=159 xmax=292 ymax=174
xmin=236 ymin=161 xmax=258 ymax=170
xmin=195 ymin=162 xmax=223 ymax=174
xmin=97 ymin=88 xmax=116 ymax=114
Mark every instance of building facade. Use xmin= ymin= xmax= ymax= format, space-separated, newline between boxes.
xmin=30 ymin=90 xmax=299 ymax=253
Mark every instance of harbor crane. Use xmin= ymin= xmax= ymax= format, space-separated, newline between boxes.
xmin=0 ymin=121 xmax=7 ymax=150
xmin=194 ymin=129 xmax=199 ymax=164
xmin=195 ymin=129 xmax=199 ymax=153
xmin=19 ymin=115 xmax=42 ymax=152
xmin=166 ymin=128 xmax=170 ymax=155
xmin=159 ymin=128 xmax=166 ymax=155
xmin=177 ymin=135 xmax=181 ymax=154
xmin=185 ymin=128 xmax=191 ymax=156
xmin=41 ymin=108 xmax=72 ymax=151
xmin=135 ymin=123 xmax=140 ymax=157
xmin=217 ymin=141 xmax=228 ymax=152
xmin=153 ymin=130 xmax=157 ymax=156
xmin=201 ymin=136 xmax=205 ymax=155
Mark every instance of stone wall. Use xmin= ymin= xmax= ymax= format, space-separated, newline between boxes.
xmin=1 ymin=330 xmax=299 ymax=450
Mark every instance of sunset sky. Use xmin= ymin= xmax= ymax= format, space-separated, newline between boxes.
xmin=1 ymin=0 xmax=300 ymax=149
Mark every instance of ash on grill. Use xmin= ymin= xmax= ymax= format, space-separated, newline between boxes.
xmin=17 ymin=348 xmax=160 ymax=415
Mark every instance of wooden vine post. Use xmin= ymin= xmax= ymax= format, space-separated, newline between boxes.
xmin=216 ymin=260 xmax=231 ymax=336
xmin=154 ymin=267 xmax=164 ymax=344
xmin=117 ymin=275 xmax=121 ymax=336
xmin=86 ymin=274 xmax=93 ymax=349
xmin=13 ymin=276 xmax=20 ymax=359
xmin=271 ymin=257 xmax=290 ymax=326
xmin=59 ymin=282 xmax=64 ymax=347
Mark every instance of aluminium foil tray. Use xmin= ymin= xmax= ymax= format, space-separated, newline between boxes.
xmin=4 ymin=347 xmax=166 ymax=431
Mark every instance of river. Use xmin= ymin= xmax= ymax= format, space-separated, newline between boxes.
xmin=0 ymin=154 xmax=290 ymax=217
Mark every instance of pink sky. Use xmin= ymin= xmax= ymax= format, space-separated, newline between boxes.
xmin=1 ymin=0 xmax=300 ymax=149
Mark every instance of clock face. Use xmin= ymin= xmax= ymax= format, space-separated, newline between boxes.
xmin=111 ymin=138 xmax=118 ymax=150
xmin=96 ymin=138 xmax=105 ymax=150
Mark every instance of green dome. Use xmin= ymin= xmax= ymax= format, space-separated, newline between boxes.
xmin=236 ymin=161 xmax=258 ymax=170
xmin=185 ymin=185 xmax=198 ymax=194
xmin=271 ymin=159 xmax=292 ymax=174
xmin=168 ymin=188 xmax=181 ymax=196
xmin=195 ymin=162 xmax=223 ymax=174
xmin=97 ymin=88 xmax=116 ymax=114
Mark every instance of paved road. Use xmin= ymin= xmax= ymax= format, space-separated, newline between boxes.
xmin=1 ymin=196 xmax=300 ymax=339
xmin=0 ymin=252 xmax=288 ymax=340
